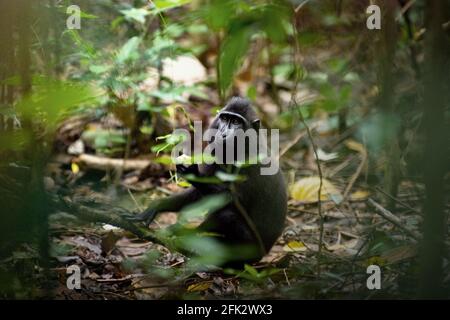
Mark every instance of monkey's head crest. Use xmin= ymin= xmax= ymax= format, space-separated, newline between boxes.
xmin=220 ymin=96 xmax=260 ymax=130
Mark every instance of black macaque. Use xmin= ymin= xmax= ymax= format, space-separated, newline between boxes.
xmin=131 ymin=97 xmax=287 ymax=265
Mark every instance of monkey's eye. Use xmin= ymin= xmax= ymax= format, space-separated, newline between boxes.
xmin=231 ymin=118 xmax=241 ymax=125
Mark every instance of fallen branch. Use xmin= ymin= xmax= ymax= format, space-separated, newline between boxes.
xmin=368 ymin=198 xmax=421 ymax=241
xmin=77 ymin=154 xmax=151 ymax=171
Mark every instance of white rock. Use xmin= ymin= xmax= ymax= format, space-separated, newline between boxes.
xmin=102 ymin=224 xmax=120 ymax=231
xmin=162 ymin=55 xmax=207 ymax=86
xmin=67 ymin=139 xmax=85 ymax=155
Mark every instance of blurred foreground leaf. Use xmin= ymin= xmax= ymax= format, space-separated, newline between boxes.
xmin=16 ymin=79 xmax=99 ymax=131
xmin=179 ymin=193 xmax=231 ymax=223
xmin=153 ymin=0 xmax=192 ymax=12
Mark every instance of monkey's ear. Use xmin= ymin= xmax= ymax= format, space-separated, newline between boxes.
xmin=252 ymin=119 xmax=260 ymax=130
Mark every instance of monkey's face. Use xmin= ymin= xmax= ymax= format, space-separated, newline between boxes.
xmin=215 ymin=112 xmax=246 ymax=141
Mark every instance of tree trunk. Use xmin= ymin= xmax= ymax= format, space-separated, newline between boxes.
xmin=419 ymin=0 xmax=450 ymax=299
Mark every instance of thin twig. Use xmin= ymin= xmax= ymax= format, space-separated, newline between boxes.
xmin=127 ymin=188 xmax=143 ymax=212
xmin=368 ymin=198 xmax=421 ymax=241
xmin=291 ymin=4 xmax=325 ymax=276
xmin=279 ymin=123 xmax=319 ymax=159
xmin=120 ymin=283 xmax=175 ymax=293
xmin=283 ymin=269 xmax=291 ymax=286
xmin=374 ymin=186 xmax=421 ymax=214
xmin=278 ymin=130 xmax=307 ymax=158
xmin=396 ymin=0 xmax=416 ymax=21
xmin=230 ymin=183 xmax=266 ymax=257
xmin=295 ymin=0 xmax=311 ymax=13
xmin=342 ymin=149 xmax=367 ymax=201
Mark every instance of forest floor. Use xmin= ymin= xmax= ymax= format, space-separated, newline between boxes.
xmin=40 ymin=110 xmax=434 ymax=300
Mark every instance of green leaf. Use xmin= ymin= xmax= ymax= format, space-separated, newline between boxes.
xmin=202 ymin=0 xmax=236 ymax=31
xmin=62 ymin=7 xmax=98 ymax=19
xmin=116 ymin=36 xmax=142 ymax=64
xmin=215 ymin=171 xmax=246 ymax=182
xmin=339 ymin=84 xmax=352 ymax=104
xmin=177 ymin=180 xmax=192 ymax=188
xmin=309 ymin=72 xmax=328 ymax=84
xmin=176 ymin=234 xmax=229 ymax=267
xmin=187 ymin=24 xmax=209 ymax=34
xmin=0 ymin=131 xmax=32 ymax=152
xmin=154 ymin=155 xmax=173 ymax=165
xmin=79 ymin=11 xmax=98 ymax=19
xmin=89 ymin=65 xmax=110 ymax=75
xmin=50 ymin=242 xmax=75 ymax=258
xmin=183 ymin=174 xmax=223 ymax=184
xmin=163 ymin=23 xmax=184 ymax=38
xmin=65 ymin=29 xmax=97 ymax=59
xmin=259 ymin=4 xmax=289 ymax=43
xmin=139 ymin=125 xmax=154 ymax=135
xmin=150 ymin=88 xmax=186 ymax=103
xmin=151 ymin=143 xmax=171 ymax=154
xmin=366 ymin=231 xmax=397 ymax=256
xmin=244 ymin=264 xmax=259 ymax=277
xmin=120 ymin=8 xmax=149 ymax=24
xmin=225 ymin=265 xmax=281 ymax=283
xmin=145 ymin=35 xmax=176 ymax=60
xmin=153 ymin=0 xmax=192 ymax=12
xmin=273 ymin=63 xmax=294 ymax=79
xmin=247 ymin=85 xmax=256 ymax=101
xmin=82 ymin=129 xmax=126 ymax=151
xmin=218 ymin=25 xmax=253 ymax=96
xmin=179 ymin=193 xmax=232 ymax=223
xmin=343 ymin=72 xmax=359 ymax=82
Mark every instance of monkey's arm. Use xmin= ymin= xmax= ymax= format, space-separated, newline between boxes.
xmin=128 ymin=187 xmax=201 ymax=225
xmin=177 ymin=163 xmax=226 ymax=194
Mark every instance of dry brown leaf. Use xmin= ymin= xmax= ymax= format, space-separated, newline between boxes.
xmin=345 ymin=139 xmax=367 ymax=155
xmin=326 ymin=238 xmax=359 ymax=252
xmin=187 ymin=281 xmax=211 ymax=292
xmin=101 ymin=231 xmax=122 ymax=255
xmin=350 ymin=189 xmax=370 ymax=201
xmin=290 ymin=176 xmax=342 ymax=202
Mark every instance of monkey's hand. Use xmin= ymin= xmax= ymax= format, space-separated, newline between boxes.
xmin=176 ymin=163 xmax=199 ymax=176
xmin=127 ymin=189 xmax=201 ymax=226
xmin=126 ymin=206 xmax=158 ymax=226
